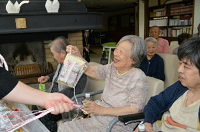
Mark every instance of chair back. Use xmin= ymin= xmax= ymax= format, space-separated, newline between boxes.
xmin=170 ymin=41 xmax=179 ymax=46
xmin=87 ymin=62 xmax=105 ymax=100
xmin=146 ymin=76 xmax=164 ymax=104
xmin=157 ymin=53 xmax=179 ymax=89
xmin=169 ymin=41 xmax=179 ymax=54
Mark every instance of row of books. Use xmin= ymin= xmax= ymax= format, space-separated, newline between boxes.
xmin=170 ymin=5 xmax=193 ymax=15
xmin=150 ymin=10 xmax=166 ymax=17
xmin=149 ymin=19 xmax=167 ymax=27
xmin=169 ymin=17 xmax=192 ymax=26
xmin=160 ymin=29 xmax=167 ymax=37
xmin=168 ymin=27 xmax=192 ymax=37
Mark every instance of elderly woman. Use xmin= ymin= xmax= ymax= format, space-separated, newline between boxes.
xmin=149 ymin=26 xmax=169 ymax=54
xmin=136 ymin=37 xmax=200 ymax=132
xmin=37 ymin=36 xmax=87 ymax=132
xmin=140 ymin=37 xmax=165 ymax=81
xmin=58 ymin=35 xmax=148 ymax=132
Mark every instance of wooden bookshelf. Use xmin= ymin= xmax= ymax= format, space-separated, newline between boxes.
xmin=145 ymin=0 xmax=193 ymax=43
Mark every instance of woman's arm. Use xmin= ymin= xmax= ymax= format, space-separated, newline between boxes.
xmin=66 ymin=45 xmax=97 ymax=78
xmin=101 ymin=105 xmax=141 ymax=116
xmin=83 ymin=100 xmax=141 ymax=116
xmin=3 ymin=81 xmax=74 ymax=114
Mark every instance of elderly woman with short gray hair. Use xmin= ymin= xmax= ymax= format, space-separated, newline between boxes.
xmin=140 ymin=37 xmax=165 ymax=81
xmin=58 ymin=35 xmax=148 ymax=132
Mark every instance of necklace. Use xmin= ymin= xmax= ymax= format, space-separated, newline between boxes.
xmin=116 ymin=70 xmax=130 ymax=76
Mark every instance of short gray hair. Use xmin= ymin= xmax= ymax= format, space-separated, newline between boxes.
xmin=145 ymin=37 xmax=158 ymax=47
xmin=117 ymin=35 xmax=146 ymax=68
xmin=48 ymin=36 xmax=68 ymax=53
xmin=149 ymin=25 xmax=160 ymax=32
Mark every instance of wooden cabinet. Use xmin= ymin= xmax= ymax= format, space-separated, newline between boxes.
xmin=106 ymin=13 xmax=135 ymax=42
xmin=147 ymin=0 xmax=193 ymax=42
xmin=108 ymin=13 xmax=135 ymax=32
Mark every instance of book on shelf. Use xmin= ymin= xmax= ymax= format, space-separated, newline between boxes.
xmin=168 ymin=27 xmax=192 ymax=37
xmin=169 ymin=17 xmax=192 ymax=26
xmin=150 ymin=11 xmax=166 ymax=17
xmin=170 ymin=4 xmax=193 ymax=15
xmin=160 ymin=29 xmax=167 ymax=37
xmin=149 ymin=19 xmax=167 ymax=27
xmin=150 ymin=7 xmax=166 ymax=17
xmin=165 ymin=0 xmax=183 ymax=4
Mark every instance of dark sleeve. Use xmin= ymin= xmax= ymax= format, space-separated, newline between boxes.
xmin=153 ymin=55 xmax=165 ymax=81
xmin=59 ymin=73 xmax=87 ymax=98
xmin=48 ymin=72 xmax=55 ymax=82
xmin=0 ymin=67 xmax=19 ymax=99
xmin=143 ymin=81 xmax=187 ymax=124
xmin=88 ymin=32 xmax=94 ymax=45
xmin=82 ymin=31 xmax=87 ymax=47
xmin=139 ymin=57 xmax=147 ymax=74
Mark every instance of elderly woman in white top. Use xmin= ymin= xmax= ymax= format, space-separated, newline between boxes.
xmin=58 ymin=35 xmax=149 ymax=132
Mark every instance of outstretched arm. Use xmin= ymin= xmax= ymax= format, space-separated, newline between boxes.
xmin=66 ymin=45 xmax=97 ymax=78
xmin=3 ymin=81 xmax=74 ymax=114
xmin=83 ymin=100 xmax=141 ymax=116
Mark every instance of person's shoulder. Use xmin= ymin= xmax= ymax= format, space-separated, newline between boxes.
xmin=141 ymin=56 xmax=148 ymax=62
xmin=166 ymin=81 xmax=187 ymax=92
xmin=158 ymin=38 xmax=168 ymax=43
xmin=162 ymin=38 xmax=169 ymax=43
xmin=172 ymin=47 xmax=178 ymax=55
xmin=0 ymin=67 xmax=3 ymax=72
xmin=132 ymin=68 xmax=147 ymax=77
xmin=155 ymin=54 xmax=163 ymax=60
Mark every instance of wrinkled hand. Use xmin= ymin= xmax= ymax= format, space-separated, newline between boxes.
xmin=66 ymin=45 xmax=82 ymax=58
xmin=82 ymin=100 xmax=103 ymax=115
xmin=43 ymin=93 xmax=74 ymax=115
xmin=38 ymin=76 xmax=49 ymax=83
xmin=134 ymin=123 xmax=157 ymax=132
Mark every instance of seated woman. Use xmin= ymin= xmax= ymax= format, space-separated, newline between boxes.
xmin=37 ymin=36 xmax=87 ymax=132
xmin=58 ymin=35 xmax=149 ymax=132
xmin=140 ymin=37 xmax=165 ymax=81
xmin=172 ymin=33 xmax=192 ymax=55
xmin=136 ymin=37 xmax=200 ymax=132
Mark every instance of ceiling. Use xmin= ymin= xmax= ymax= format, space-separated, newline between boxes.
xmin=81 ymin=0 xmax=138 ymax=12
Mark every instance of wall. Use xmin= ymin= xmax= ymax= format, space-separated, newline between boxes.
xmin=139 ymin=0 xmax=145 ymax=39
xmin=193 ymin=0 xmax=200 ymax=34
xmin=44 ymin=31 xmax=83 ymax=69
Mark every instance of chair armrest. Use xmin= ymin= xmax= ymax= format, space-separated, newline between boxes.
xmin=106 ymin=113 xmax=144 ymax=132
xmin=119 ymin=113 xmax=144 ymax=125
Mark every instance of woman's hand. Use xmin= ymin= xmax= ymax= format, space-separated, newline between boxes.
xmin=43 ymin=93 xmax=74 ymax=115
xmin=38 ymin=76 xmax=49 ymax=83
xmin=82 ymin=100 xmax=103 ymax=115
xmin=66 ymin=45 xmax=82 ymax=58
xmin=134 ymin=122 xmax=157 ymax=132
xmin=84 ymin=47 xmax=89 ymax=52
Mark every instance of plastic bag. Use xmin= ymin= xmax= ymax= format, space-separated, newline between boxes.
xmin=0 ymin=101 xmax=50 ymax=132
xmin=0 ymin=101 xmax=29 ymax=132
xmin=57 ymin=54 xmax=88 ymax=88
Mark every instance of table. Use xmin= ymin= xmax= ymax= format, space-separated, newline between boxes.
xmin=102 ymin=45 xmax=116 ymax=63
